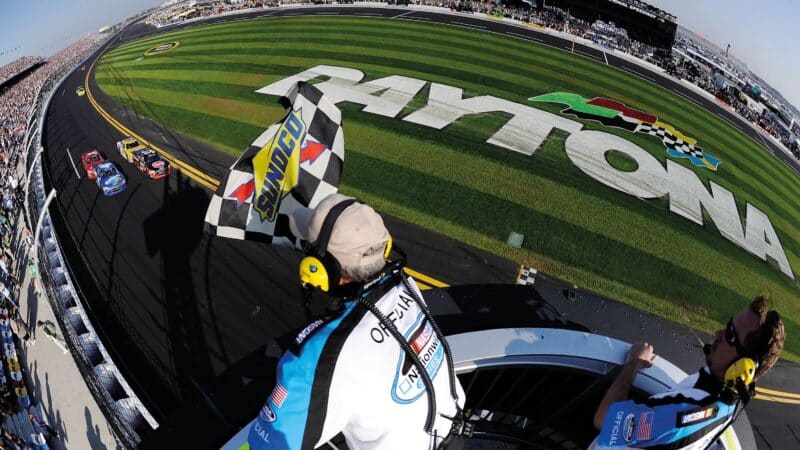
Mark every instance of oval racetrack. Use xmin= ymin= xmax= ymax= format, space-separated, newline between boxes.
xmin=41 ymin=6 xmax=798 ymax=449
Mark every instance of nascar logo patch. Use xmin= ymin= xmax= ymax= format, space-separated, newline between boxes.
xmin=391 ymin=313 xmax=444 ymax=404
xmin=678 ymin=405 xmax=718 ymax=427
xmin=259 ymin=403 xmax=276 ymax=423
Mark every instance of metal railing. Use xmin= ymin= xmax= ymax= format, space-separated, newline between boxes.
xmin=23 ymin=34 xmax=159 ymax=449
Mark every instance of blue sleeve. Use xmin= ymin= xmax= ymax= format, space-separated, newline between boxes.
xmin=247 ymin=303 xmax=357 ymax=450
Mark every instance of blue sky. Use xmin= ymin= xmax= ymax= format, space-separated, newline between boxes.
xmin=0 ymin=0 xmax=162 ymax=63
xmin=1 ymin=0 xmax=798 ymax=110
xmin=648 ymin=0 xmax=799 ymax=111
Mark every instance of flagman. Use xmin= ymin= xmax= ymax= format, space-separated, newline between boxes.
xmin=246 ymin=194 xmax=465 ymax=449
xmin=204 ymin=82 xmax=464 ymax=448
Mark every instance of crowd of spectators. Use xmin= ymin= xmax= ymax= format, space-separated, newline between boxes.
xmin=673 ymin=66 xmax=800 ymax=153
xmin=0 ymin=33 xmax=105 ymax=450
xmin=0 ymin=58 xmax=43 ymax=86
xmin=149 ymin=0 xmax=660 ymax=58
xmin=665 ymin=36 xmax=799 ymax=155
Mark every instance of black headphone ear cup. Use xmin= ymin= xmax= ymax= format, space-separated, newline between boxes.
xmin=320 ymin=252 xmax=341 ymax=285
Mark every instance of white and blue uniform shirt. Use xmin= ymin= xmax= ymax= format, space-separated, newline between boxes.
xmin=593 ymin=367 xmax=737 ymax=449
xmin=248 ymin=277 xmax=465 ymax=450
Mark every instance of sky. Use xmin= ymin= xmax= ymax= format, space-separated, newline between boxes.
xmin=0 ymin=0 xmax=162 ymax=63
xmin=648 ymin=0 xmax=799 ymax=112
xmin=1 ymin=0 xmax=798 ymax=110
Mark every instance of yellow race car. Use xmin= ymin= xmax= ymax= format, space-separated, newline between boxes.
xmin=75 ymin=86 xmax=85 ymax=96
xmin=116 ymin=137 xmax=146 ymax=162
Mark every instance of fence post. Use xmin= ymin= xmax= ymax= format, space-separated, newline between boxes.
xmin=31 ymin=189 xmax=56 ymax=266
xmin=24 ymin=146 xmax=44 ymax=231
xmin=23 ymin=134 xmax=38 ymax=173
xmin=22 ymin=118 xmax=37 ymax=157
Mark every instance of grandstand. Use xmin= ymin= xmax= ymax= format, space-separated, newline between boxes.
xmin=537 ymin=0 xmax=677 ymax=50
xmin=0 ymin=57 xmax=45 ymax=88
xmin=0 ymin=34 xmax=119 ymax=449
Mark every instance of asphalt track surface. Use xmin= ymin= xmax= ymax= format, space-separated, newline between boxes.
xmin=41 ymin=6 xmax=798 ymax=448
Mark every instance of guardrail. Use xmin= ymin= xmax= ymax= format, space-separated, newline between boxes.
xmin=23 ymin=34 xmax=159 ymax=449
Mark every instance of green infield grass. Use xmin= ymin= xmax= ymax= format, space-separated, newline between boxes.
xmin=95 ymin=17 xmax=800 ymax=360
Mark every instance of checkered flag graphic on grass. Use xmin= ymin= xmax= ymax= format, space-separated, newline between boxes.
xmin=635 ymin=122 xmax=692 ymax=151
xmin=635 ymin=122 xmax=720 ymax=170
xmin=204 ymin=81 xmax=344 ymax=245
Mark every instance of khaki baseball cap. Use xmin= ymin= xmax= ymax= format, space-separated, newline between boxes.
xmin=290 ymin=194 xmax=390 ymax=269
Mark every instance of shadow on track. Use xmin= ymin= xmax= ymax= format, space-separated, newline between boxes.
xmin=143 ymin=171 xmax=216 ymax=397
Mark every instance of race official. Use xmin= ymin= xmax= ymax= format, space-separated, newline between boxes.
xmin=247 ymin=194 xmax=465 ymax=450
xmin=591 ymin=296 xmax=784 ymax=449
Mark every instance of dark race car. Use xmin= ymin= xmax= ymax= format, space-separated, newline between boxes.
xmin=80 ymin=150 xmax=105 ymax=179
xmin=131 ymin=148 xmax=170 ymax=179
xmin=94 ymin=162 xmax=127 ymax=196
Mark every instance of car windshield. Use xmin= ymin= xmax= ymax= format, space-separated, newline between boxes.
xmin=126 ymin=141 xmax=140 ymax=149
xmin=144 ymin=153 xmax=159 ymax=163
xmin=97 ymin=166 xmax=117 ymax=178
xmin=87 ymin=154 xmax=100 ymax=164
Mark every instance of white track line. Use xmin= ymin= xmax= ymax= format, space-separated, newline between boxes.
xmin=620 ymin=67 xmax=655 ymax=82
xmin=675 ymin=91 xmax=704 ymax=108
xmin=603 ymin=51 xmax=609 ymax=65
xmin=574 ymin=49 xmax=600 ymax=60
xmin=65 ymin=148 xmax=81 ymax=179
xmin=507 ymin=31 xmax=542 ymax=42
xmin=393 ymin=10 xmax=415 ymax=18
xmin=451 ymin=21 xmax=486 ymax=30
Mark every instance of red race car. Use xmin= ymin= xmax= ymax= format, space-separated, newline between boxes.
xmin=81 ymin=150 xmax=106 ymax=179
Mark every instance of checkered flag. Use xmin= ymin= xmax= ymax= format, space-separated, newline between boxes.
xmin=204 ymin=82 xmax=344 ymax=245
xmin=516 ymin=266 xmax=537 ymax=286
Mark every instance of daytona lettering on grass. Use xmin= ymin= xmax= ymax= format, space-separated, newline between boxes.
xmin=258 ymin=66 xmax=795 ymax=280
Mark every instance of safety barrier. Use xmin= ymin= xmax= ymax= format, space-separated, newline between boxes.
xmin=24 ymin=32 xmax=158 ymax=449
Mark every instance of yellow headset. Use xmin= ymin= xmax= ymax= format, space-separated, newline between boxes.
xmin=724 ymin=357 xmax=758 ymax=390
xmin=299 ymin=199 xmax=392 ymax=292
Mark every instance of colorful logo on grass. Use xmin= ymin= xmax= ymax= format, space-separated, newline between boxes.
xmin=144 ymin=41 xmax=179 ymax=56
xmin=529 ymin=92 xmax=721 ymax=171
xmin=225 ymin=109 xmax=330 ymax=217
